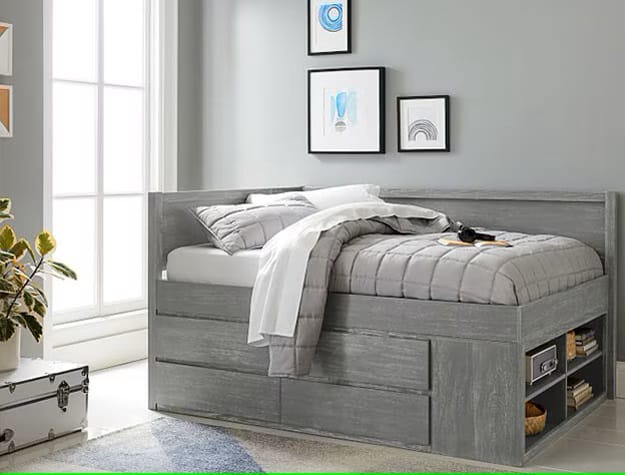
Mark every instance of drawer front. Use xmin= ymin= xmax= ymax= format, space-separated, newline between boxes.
xmin=282 ymin=379 xmax=429 ymax=446
xmin=153 ymin=315 xmax=268 ymax=373
xmin=156 ymin=280 xmax=251 ymax=321
xmin=153 ymin=362 xmax=280 ymax=423
xmin=310 ymin=332 xmax=429 ymax=390
xmin=0 ymin=390 xmax=87 ymax=454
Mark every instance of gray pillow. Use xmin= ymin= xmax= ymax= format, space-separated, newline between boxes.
xmin=193 ymin=197 xmax=317 ymax=254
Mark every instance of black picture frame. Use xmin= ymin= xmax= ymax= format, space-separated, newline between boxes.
xmin=308 ymin=66 xmax=386 ymax=154
xmin=308 ymin=0 xmax=352 ymax=56
xmin=397 ymin=95 xmax=450 ymax=153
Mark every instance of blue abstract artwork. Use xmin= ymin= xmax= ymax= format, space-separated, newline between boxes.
xmin=329 ymin=90 xmax=357 ymax=133
xmin=318 ymin=3 xmax=343 ymax=32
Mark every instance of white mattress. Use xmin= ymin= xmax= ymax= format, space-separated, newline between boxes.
xmin=166 ymin=245 xmax=260 ymax=287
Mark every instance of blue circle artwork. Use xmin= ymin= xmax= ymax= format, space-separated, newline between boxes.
xmin=318 ymin=3 xmax=343 ymax=32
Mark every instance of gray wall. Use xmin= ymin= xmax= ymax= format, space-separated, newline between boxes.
xmin=0 ymin=0 xmax=44 ymax=357
xmin=178 ymin=0 xmax=625 ymax=358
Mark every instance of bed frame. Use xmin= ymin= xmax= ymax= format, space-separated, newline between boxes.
xmin=148 ymin=187 xmax=617 ymax=466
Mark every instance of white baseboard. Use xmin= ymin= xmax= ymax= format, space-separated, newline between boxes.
xmin=50 ymin=329 xmax=147 ymax=371
xmin=617 ymin=362 xmax=625 ymax=399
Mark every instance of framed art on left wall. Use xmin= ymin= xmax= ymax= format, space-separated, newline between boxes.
xmin=0 ymin=22 xmax=12 ymax=76
xmin=308 ymin=67 xmax=385 ymax=154
xmin=0 ymin=85 xmax=13 ymax=138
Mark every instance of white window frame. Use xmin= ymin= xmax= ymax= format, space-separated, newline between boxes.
xmin=43 ymin=0 xmax=177 ymax=360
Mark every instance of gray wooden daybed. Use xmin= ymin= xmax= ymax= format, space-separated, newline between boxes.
xmin=148 ymin=187 xmax=617 ymax=466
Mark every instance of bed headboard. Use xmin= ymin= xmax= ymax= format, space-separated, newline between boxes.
xmin=376 ymin=189 xmax=616 ymax=264
xmin=149 ymin=186 xmax=304 ymax=270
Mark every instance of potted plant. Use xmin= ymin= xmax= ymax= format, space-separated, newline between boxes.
xmin=0 ymin=198 xmax=76 ymax=372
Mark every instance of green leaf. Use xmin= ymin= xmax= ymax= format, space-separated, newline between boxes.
xmin=22 ymin=290 xmax=34 ymax=311
xmin=0 ymin=225 xmax=17 ymax=251
xmin=35 ymin=231 xmax=56 ymax=256
xmin=15 ymin=313 xmax=42 ymax=342
xmin=32 ymin=298 xmax=46 ymax=318
xmin=0 ymin=198 xmax=11 ymax=214
xmin=0 ymin=278 xmax=15 ymax=294
xmin=47 ymin=261 xmax=77 ymax=280
xmin=10 ymin=239 xmax=34 ymax=262
xmin=28 ymin=284 xmax=48 ymax=307
xmin=0 ymin=317 xmax=16 ymax=342
xmin=0 ymin=249 xmax=14 ymax=262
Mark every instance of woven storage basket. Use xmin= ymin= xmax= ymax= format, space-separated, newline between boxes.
xmin=525 ymin=401 xmax=547 ymax=436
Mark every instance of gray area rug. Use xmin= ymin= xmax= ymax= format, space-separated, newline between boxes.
xmin=48 ymin=418 xmax=263 ymax=473
xmin=13 ymin=417 xmax=516 ymax=473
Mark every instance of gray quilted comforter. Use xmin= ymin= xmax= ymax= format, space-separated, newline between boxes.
xmin=267 ymin=222 xmax=603 ymax=377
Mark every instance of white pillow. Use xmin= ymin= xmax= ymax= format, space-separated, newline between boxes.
xmin=247 ymin=184 xmax=383 ymax=210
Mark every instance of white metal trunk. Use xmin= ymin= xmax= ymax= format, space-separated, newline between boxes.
xmin=0 ymin=359 xmax=88 ymax=454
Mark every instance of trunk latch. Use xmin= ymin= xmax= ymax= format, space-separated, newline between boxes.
xmin=57 ymin=381 xmax=70 ymax=412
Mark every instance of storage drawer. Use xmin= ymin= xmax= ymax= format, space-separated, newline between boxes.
xmin=281 ymin=380 xmax=429 ymax=446
xmin=153 ymin=362 xmax=280 ymax=423
xmin=310 ymin=332 xmax=429 ymax=390
xmin=153 ymin=315 xmax=268 ymax=373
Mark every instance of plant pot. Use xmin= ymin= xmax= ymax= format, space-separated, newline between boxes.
xmin=0 ymin=327 xmax=20 ymax=372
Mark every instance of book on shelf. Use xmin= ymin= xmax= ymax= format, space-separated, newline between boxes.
xmin=576 ymin=336 xmax=596 ymax=347
xmin=568 ymin=391 xmax=593 ymax=410
xmin=575 ymin=328 xmax=594 ymax=341
xmin=566 ymin=331 xmax=577 ymax=361
xmin=578 ymin=345 xmax=599 ymax=358
xmin=567 ymin=385 xmax=592 ymax=404
xmin=567 ymin=376 xmax=586 ymax=391
xmin=568 ymin=382 xmax=590 ymax=398
xmin=576 ymin=340 xmax=598 ymax=357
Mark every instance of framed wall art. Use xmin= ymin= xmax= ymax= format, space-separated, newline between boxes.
xmin=308 ymin=0 xmax=351 ymax=55
xmin=308 ymin=67 xmax=385 ymax=154
xmin=397 ymin=95 xmax=450 ymax=152
xmin=0 ymin=22 xmax=13 ymax=76
xmin=0 ymin=85 xmax=13 ymax=138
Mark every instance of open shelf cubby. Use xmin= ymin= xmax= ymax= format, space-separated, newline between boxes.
xmin=524 ymin=314 xmax=606 ymax=455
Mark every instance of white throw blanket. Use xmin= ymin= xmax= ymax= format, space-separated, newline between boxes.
xmin=247 ymin=201 xmax=447 ymax=346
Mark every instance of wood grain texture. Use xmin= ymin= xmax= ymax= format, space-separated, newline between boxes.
xmin=148 ymin=187 xmax=616 ymax=465
xmin=156 ymin=280 xmax=252 ymax=321
xmin=153 ymin=315 xmax=269 ymax=374
xmin=604 ymin=192 xmax=618 ymax=397
xmin=309 ymin=332 xmax=429 ymax=390
xmin=281 ymin=379 xmax=430 ymax=446
xmin=520 ymin=276 xmax=608 ymax=350
xmin=153 ymin=361 xmax=280 ymax=422
xmin=431 ymin=338 xmax=524 ymax=466
xmin=157 ymin=405 xmax=432 ymax=453
xmin=376 ymin=188 xmax=608 ymax=203
xmin=325 ymin=293 xmax=519 ymax=342
xmin=148 ymin=192 xmax=163 ymax=410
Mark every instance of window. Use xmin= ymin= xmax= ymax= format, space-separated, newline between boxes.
xmin=50 ymin=0 xmax=150 ymax=323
